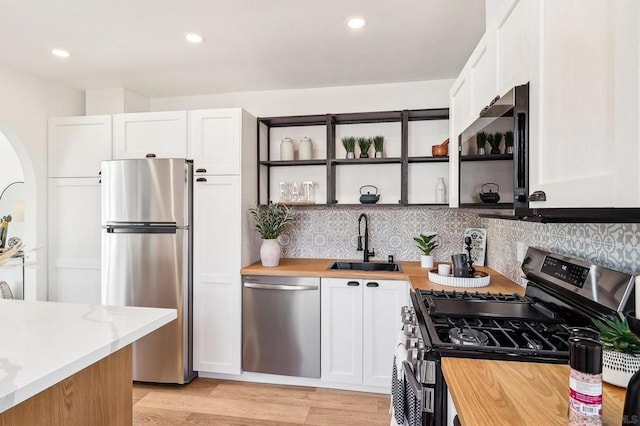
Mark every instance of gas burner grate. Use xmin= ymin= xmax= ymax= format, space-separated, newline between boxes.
xmin=418 ymin=289 xmax=528 ymax=302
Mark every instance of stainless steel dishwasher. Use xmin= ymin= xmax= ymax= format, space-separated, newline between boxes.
xmin=242 ymin=275 xmax=320 ymax=378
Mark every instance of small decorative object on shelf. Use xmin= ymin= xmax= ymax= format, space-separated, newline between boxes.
xmin=414 ymin=232 xmax=438 ymax=268
xmin=478 ymin=183 xmax=500 ymax=203
xmin=373 ymin=135 xmax=384 ymax=158
xmin=435 ymin=178 xmax=446 ymax=203
xmin=280 ymin=137 xmax=294 ymax=161
xmin=341 ymin=136 xmax=356 ymax=159
xmin=249 ymin=203 xmax=294 ymax=267
xmin=488 ymin=131 xmax=503 ymax=154
xmin=357 ymin=137 xmax=372 ymax=158
xmin=504 ymin=130 xmax=514 ymax=155
xmin=432 ymin=138 xmax=449 ymax=156
xmin=476 ymin=132 xmax=487 ymax=155
xmin=593 ymin=316 xmax=640 ymax=388
xmin=299 ymin=136 xmax=313 ymax=160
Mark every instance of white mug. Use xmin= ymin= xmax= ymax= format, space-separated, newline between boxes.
xmin=438 ymin=264 xmax=451 ymax=276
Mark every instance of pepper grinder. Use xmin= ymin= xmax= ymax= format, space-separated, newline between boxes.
xmin=464 ymin=236 xmax=475 ymax=276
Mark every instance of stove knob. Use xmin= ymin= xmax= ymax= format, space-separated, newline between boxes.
xmin=403 ymin=324 xmax=417 ymax=336
xmin=406 ymin=337 xmax=418 ymax=348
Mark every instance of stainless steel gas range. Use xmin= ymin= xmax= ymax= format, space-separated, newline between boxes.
xmin=393 ymin=247 xmax=635 ymax=426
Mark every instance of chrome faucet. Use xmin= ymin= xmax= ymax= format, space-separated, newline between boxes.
xmin=357 ymin=213 xmax=375 ymax=262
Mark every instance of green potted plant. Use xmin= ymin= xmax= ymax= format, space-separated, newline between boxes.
xmin=413 ymin=233 xmax=438 ymax=268
xmin=488 ymin=132 xmax=503 ymax=154
xmin=594 ymin=316 xmax=640 ymax=388
xmin=341 ymin=136 xmax=356 ymax=159
xmin=476 ymin=132 xmax=487 ymax=155
xmin=504 ymin=130 xmax=514 ymax=154
xmin=357 ymin=137 xmax=372 ymax=158
xmin=249 ymin=204 xmax=294 ymax=267
xmin=373 ymin=135 xmax=384 ymax=158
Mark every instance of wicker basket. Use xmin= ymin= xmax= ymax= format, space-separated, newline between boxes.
xmin=602 ymin=349 xmax=640 ymax=388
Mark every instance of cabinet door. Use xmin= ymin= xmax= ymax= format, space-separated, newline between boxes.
xmin=496 ymin=0 xmax=533 ymax=95
xmin=321 ymin=278 xmax=363 ymax=384
xmin=48 ymin=178 xmax=102 ymax=303
xmin=449 ymin=74 xmax=472 ymax=208
xmin=193 ymin=175 xmax=242 ymax=374
xmin=48 ymin=116 xmax=112 ymax=177
xmin=470 ymin=32 xmax=498 ymax=117
xmin=189 ymin=109 xmax=241 ymax=175
xmin=362 ymin=280 xmax=407 ymax=388
xmin=528 ymin=1 xmax=619 ymax=207
xmin=113 ymin=111 xmax=187 ymax=159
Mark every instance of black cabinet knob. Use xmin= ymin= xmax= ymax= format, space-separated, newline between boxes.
xmin=366 ymin=282 xmax=379 ymax=287
xmin=196 ymin=177 xmax=207 ymax=182
xmin=347 ymin=281 xmax=359 ymax=287
xmin=196 ymin=168 xmax=207 ymax=173
xmin=146 ymin=153 xmax=156 ymax=158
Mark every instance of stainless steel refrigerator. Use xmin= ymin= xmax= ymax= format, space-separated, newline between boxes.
xmin=101 ymin=158 xmax=196 ymax=384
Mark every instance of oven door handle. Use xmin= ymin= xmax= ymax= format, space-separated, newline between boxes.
xmin=402 ymin=361 xmax=434 ymax=414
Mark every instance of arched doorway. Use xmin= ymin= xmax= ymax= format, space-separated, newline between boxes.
xmin=0 ymin=123 xmax=37 ymax=300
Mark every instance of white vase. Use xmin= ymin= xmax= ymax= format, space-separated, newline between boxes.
xmin=260 ymin=239 xmax=281 ymax=267
xmin=603 ymin=349 xmax=640 ymax=388
xmin=420 ymin=255 xmax=434 ymax=269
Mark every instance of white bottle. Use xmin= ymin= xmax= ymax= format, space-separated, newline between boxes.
xmin=436 ymin=177 xmax=446 ymax=203
xmin=280 ymin=137 xmax=294 ymax=161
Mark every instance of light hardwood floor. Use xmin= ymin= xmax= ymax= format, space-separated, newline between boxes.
xmin=133 ymin=378 xmax=392 ymax=425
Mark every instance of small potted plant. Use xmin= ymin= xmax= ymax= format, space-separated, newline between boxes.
xmin=414 ymin=233 xmax=439 ymax=268
xmin=488 ymin=132 xmax=503 ymax=154
xmin=373 ymin=135 xmax=384 ymax=158
xmin=357 ymin=137 xmax=372 ymax=158
xmin=504 ymin=130 xmax=514 ymax=155
xmin=249 ymin=204 xmax=294 ymax=267
xmin=476 ymin=132 xmax=487 ymax=155
xmin=594 ymin=316 xmax=640 ymax=388
xmin=341 ymin=136 xmax=356 ymax=159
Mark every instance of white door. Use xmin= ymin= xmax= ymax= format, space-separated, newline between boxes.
xmin=189 ymin=109 xmax=241 ymax=175
xmin=192 ymin=175 xmax=242 ymax=374
xmin=496 ymin=0 xmax=534 ymax=95
xmin=363 ymin=280 xmax=407 ymax=388
xmin=321 ymin=278 xmax=363 ymax=384
xmin=113 ymin=111 xmax=187 ymax=159
xmin=470 ymin=32 xmax=498 ymax=117
xmin=48 ymin=177 xmax=102 ymax=303
xmin=48 ymin=116 xmax=112 ymax=177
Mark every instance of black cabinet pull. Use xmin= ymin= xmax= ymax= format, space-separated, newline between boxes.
xmin=146 ymin=153 xmax=156 ymax=158
xmin=196 ymin=168 xmax=207 ymax=173
xmin=347 ymin=281 xmax=359 ymax=287
xmin=98 ymin=171 xmax=101 ymax=175
xmin=366 ymin=282 xmax=379 ymax=287
xmin=196 ymin=177 xmax=207 ymax=182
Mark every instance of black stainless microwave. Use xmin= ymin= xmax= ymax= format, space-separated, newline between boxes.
xmin=458 ymin=83 xmax=529 ymax=211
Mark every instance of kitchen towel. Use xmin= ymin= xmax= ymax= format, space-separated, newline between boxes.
xmin=391 ymin=355 xmax=407 ymax=426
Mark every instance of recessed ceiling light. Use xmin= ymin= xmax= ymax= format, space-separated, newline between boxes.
xmin=346 ymin=16 xmax=366 ymax=30
xmin=51 ymin=49 xmax=70 ymax=58
xmin=185 ymin=33 xmax=204 ymax=44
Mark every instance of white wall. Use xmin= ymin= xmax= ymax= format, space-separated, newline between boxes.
xmin=150 ymin=80 xmax=454 ymax=117
xmin=0 ymin=65 xmax=84 ymax=300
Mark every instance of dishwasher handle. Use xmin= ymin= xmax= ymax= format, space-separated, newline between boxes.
xmin=243 ymin=282 xmax=319 ymax=291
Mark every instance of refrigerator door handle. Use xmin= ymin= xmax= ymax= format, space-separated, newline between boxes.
xmin=106 ymin=223 xmax=178 ymax=234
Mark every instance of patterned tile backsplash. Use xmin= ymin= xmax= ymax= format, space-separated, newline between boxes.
xmin=279 ymin=206 xmax=481 ymax=263
xmin=278 ymin=207 xmax=640 ymax=286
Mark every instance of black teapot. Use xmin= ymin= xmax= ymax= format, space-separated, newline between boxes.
xmin=359 ymin=185 xmax=380 ymax=204
xmin=479 ymin=183 xmax=500 ymax=203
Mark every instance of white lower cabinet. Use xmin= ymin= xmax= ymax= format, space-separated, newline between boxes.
xmin=321 ymin=277 xmax=408 ymax=389
xmin=193 ymin=175 xmax=242 ymax=375
xmin=48 ymin=178 xmax=102 ymax=303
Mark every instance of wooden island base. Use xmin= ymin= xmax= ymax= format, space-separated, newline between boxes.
xmin=0 ymin=345 xmax=132 ymax=426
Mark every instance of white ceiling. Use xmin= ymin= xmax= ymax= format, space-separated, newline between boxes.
xmin=0 ymin=0 xmax=486 ymax=98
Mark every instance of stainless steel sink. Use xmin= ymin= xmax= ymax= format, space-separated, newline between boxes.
xmin=328 ymin=261 xmax=402 ymax=272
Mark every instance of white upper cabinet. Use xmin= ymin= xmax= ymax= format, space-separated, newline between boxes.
xmin=188 ymin=108 xmax=243 ymax=175
xmin=470 ymin=31 xmax=498 ymax=117
xmin=528 ymin=0 xmax=638 ymax=208
xmin=48 ymin=116 xmax=112 ymax=177
xmin=113 ymin=111 xmax=187 ymax=159
xmin=496 ymin=0 xmax=533 ymax=95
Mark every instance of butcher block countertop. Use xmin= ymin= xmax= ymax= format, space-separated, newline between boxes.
xmin=240 ymin=258 xmax=525 ymax=294
xmin=442 ymin=358 xmax=627 ymax=426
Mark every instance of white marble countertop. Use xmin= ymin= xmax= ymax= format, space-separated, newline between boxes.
xmin=0 ymin=299 xmax=176 ymax=413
